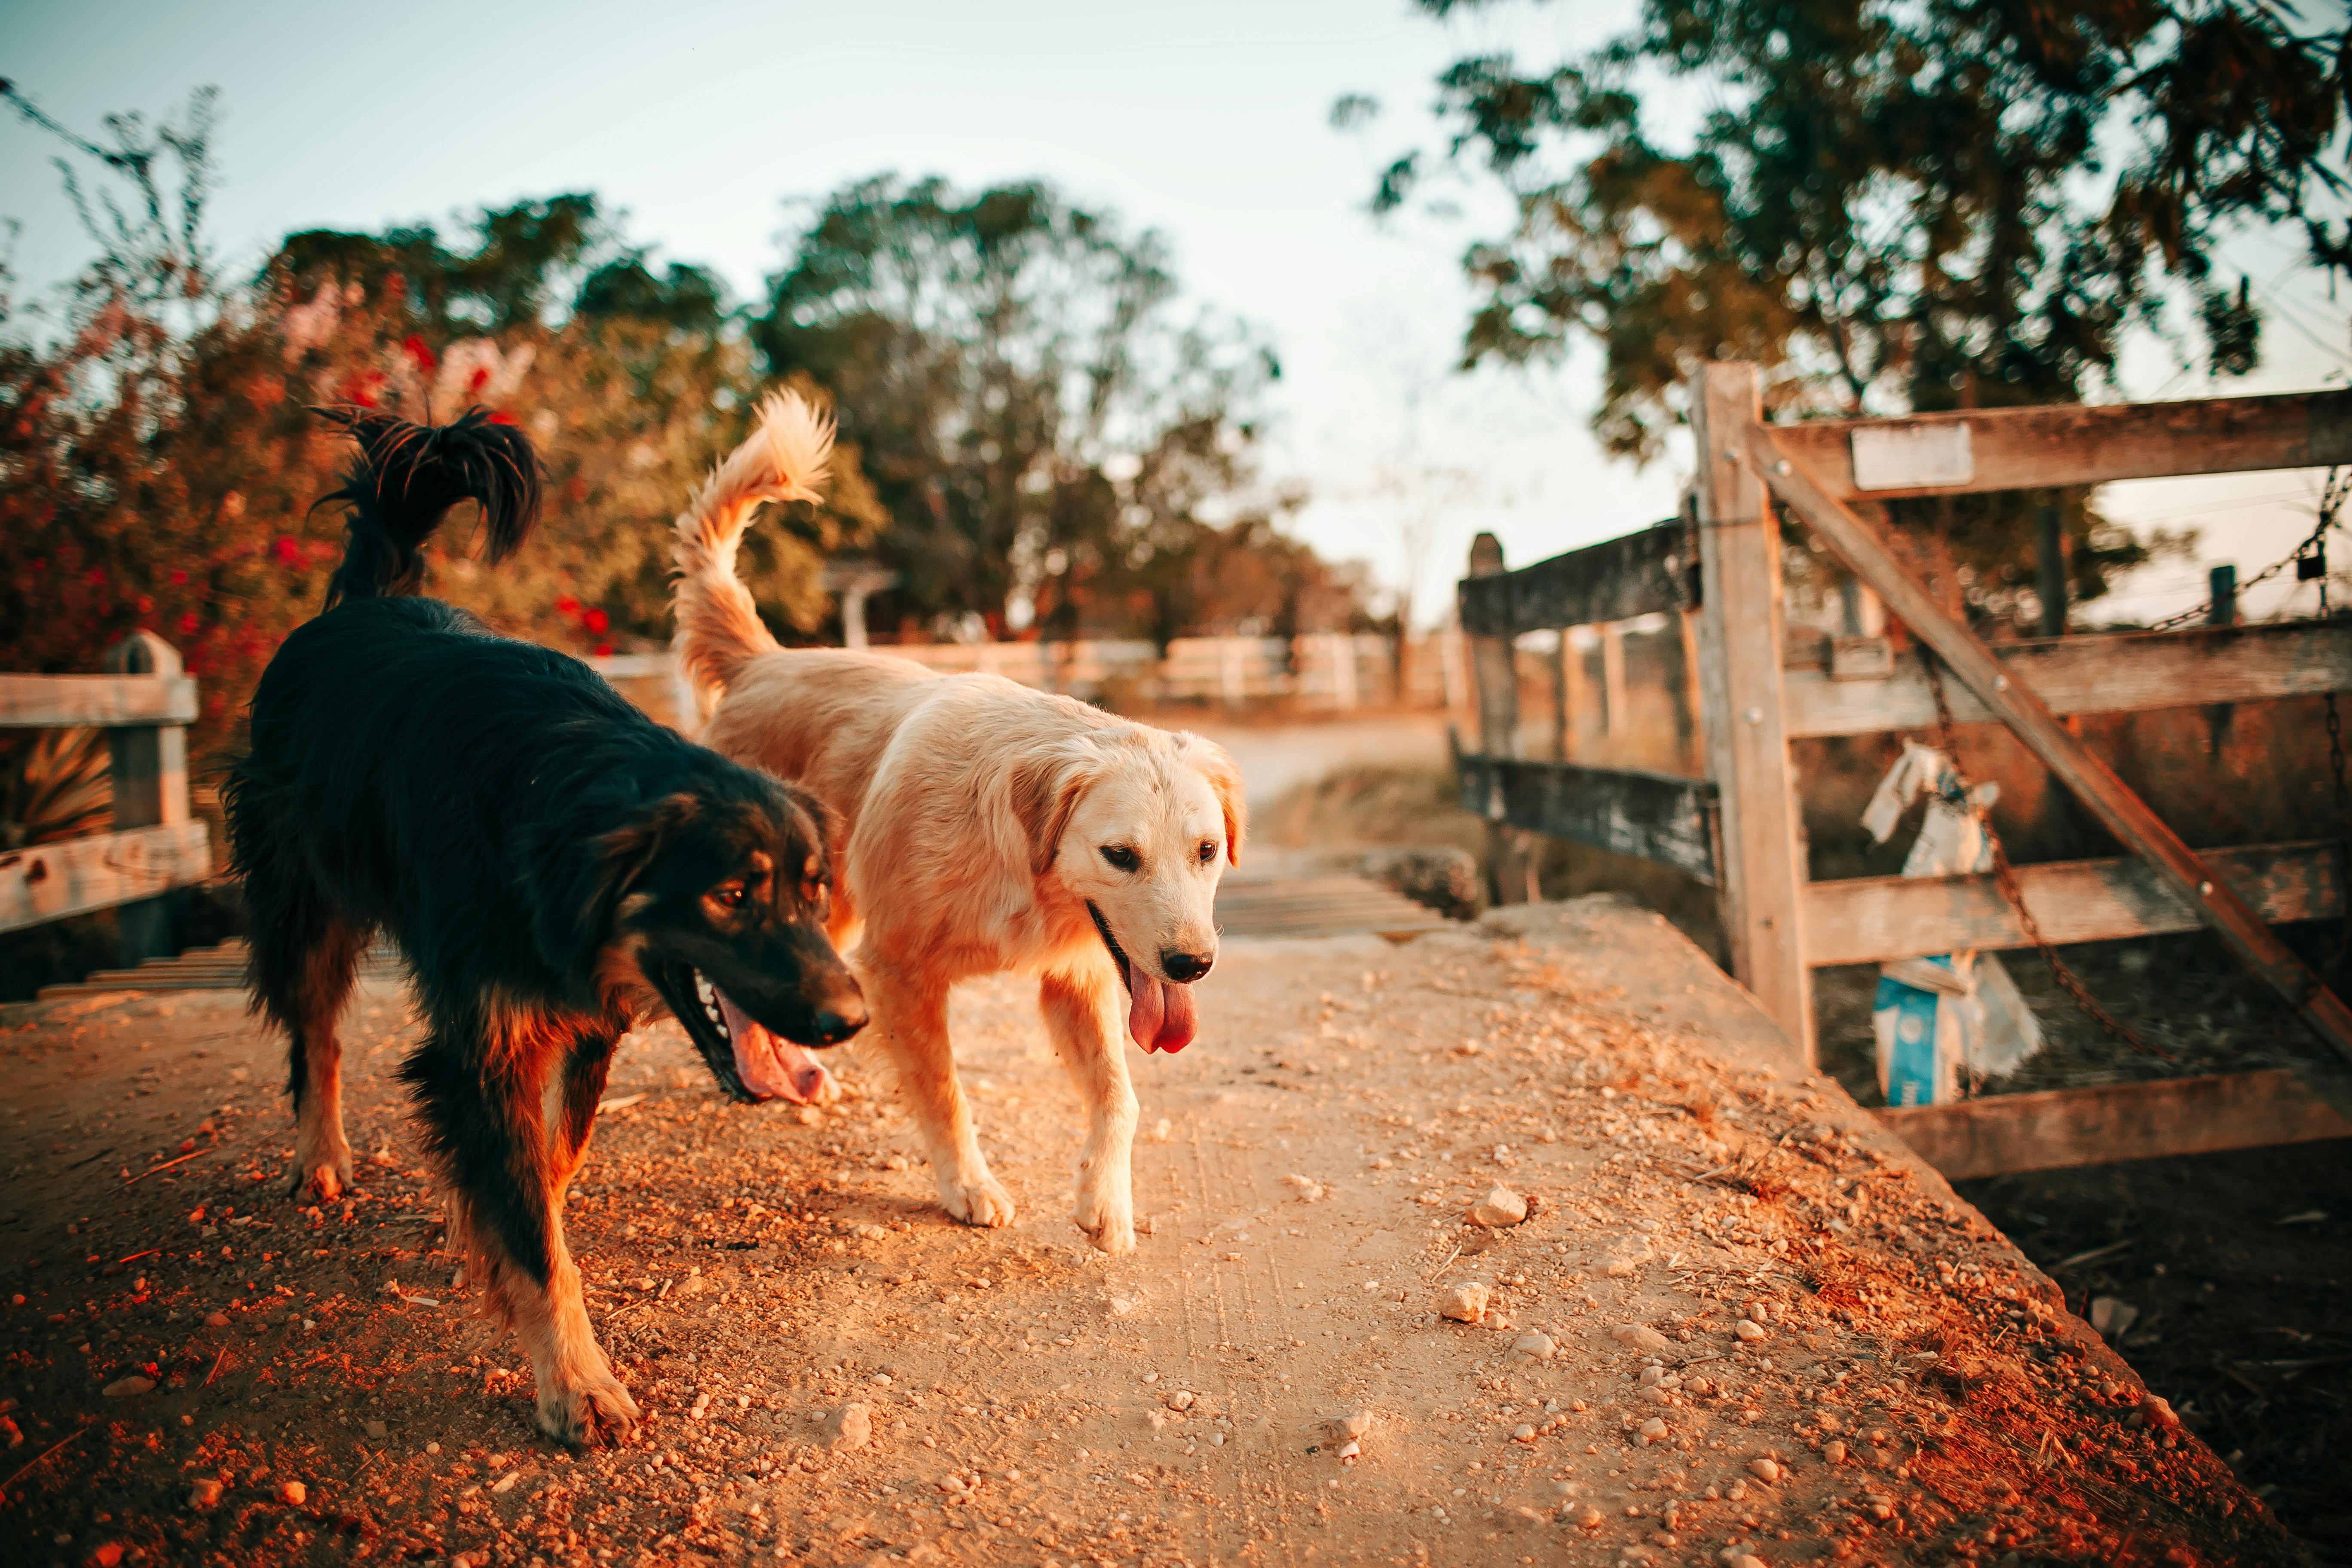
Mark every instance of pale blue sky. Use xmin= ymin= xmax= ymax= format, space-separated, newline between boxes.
xmin=6 ymin=0 xmax=2347 ymax=624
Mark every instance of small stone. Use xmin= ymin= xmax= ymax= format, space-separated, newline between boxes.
xmin=90 ymin=1546 xmax=124 ymax=1568
xmin=1821 ymin=1438 xmax=1845 ymax=1464
xmin=824 ymin=1403 xmax=873 ymax=1451
xmin=1107 ymin=1292 xmax=1145 ymax=1317
xmin=1638 ymin=1418 xmax=1668 ymax=1443
xmin=2139 ymin=1394 xmax=2180 ymax=1430
xmin=1472 ymin=1186 xmax=1529 ymax=1228
xmin=1169 ymin=1390 xmax=1195 ymax=1411
xmin=1440 ymin=1282 xmax=1491 ymax=1324
xmin=187 ymin=1479 xmax=225 ymax=1510
xmin=101 ymin=1376 xmax=155 ymax=1399
xmin=2090 ymin=1296 xmax=2140 ymax=1339
xmin=1336 ymin=1439 xmax=1360 ymax=1459
xmin=1513 ymin=1332 xmax=1556 ymax=1360
xmin=364 ymin=1420 xmax=387 ymax=1439
xmin=1733 ymin=1319 xmax=1768 ymax=1342
xmin=1611 ymin=1323 xmax=1671 ymax=1353
xmin=1513 ymin=1423 xmax=1538 ymax=1442
xmin=1334 ymin=1408 xmax=1374 ymax=1440
xmin=277 ymin=1480 xmax=307 ymax=1505
xmin=1150 ymin=1118 xmax=1173 ymax=1142
xmin=1747 ymin=1457 xmax=1780 ymax=1484
xmin=204 ymin=1312 xmax=230 ymax=1329
xmin=1283 ymin=1174 xmax=1326 ymax=1203
xmin=1573 ymin=1505 xmax=1605 ymax=1530
xmin=1730 ymin=1556 xmax=1767 ymax=1568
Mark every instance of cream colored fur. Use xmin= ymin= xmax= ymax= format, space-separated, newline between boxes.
xmin=670 ymin=397 xmax=1245 ymax=1252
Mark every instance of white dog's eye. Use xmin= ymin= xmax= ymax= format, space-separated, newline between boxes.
xmin=1100 ymin=845 xmax=1141 ymax=873
xmin=1198 ymin=840 xmax=1218 ymax=863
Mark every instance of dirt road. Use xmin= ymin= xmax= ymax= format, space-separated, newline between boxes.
xmin=0 ymin=900 xmax=2300 ymax=1566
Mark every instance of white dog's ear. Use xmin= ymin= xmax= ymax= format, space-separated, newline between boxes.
xmin=1178 ymin=735 xmax=1247 ymax=867
xmin=1009 ymin=743 xmax=1099 ymax=877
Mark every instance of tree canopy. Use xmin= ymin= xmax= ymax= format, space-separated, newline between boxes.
xmin=753 ymin=174 xmax=1335 ymax=643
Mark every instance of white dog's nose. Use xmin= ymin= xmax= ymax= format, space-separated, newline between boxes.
xmin=1161 ymin=949 xmax=1213 ymax=983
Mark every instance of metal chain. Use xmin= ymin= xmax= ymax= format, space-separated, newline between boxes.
xmin=1917 ymin=647 xmax=2181 ymax=1066
xmin=2147 ymin=466 xmax=2350 ymax=632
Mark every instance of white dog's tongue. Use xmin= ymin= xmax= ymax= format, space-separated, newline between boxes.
xmin=715 ymin=989 xmax=834 ymax=1103
xmin=1124 ymin=957 xmax=1199 ymax=1054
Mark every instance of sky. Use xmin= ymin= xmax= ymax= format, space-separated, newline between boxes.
xmin=5 ymin=0 xmax=2349 ymax=628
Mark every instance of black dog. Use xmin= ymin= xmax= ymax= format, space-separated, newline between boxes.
xmin=225 ymin=407 xmax=865 ymax=1445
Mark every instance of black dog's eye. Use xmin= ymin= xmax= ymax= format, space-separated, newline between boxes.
xmin=1198 ymin=840 xmax=1218 ymax=863
xmin=710 ymin=885 xmax=747 ymax=911
xmin=1100 ymin=846 xmax=1141 ymax=873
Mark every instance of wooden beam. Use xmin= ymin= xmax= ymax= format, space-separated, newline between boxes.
xmin=1804 ymin=840 xmax=2343 ymax=967
xmin=1876 ymin=1069 xmax=2352 ymax=1180
xmin=1785 ymin=619 xmax=2352 ymax=738
xmin=0 ymin=673 xmax=197 ymax=728
xmin=1751 ymin=417 xmax=2352 ymax=1068
xmin=103 ymin=633 xmax=191 ymax=964
xmin=1463 ymin=534 xmax=1535 ymax=904
xmin=0 ymin=821 xmax=214 ymax=934
xmin=1456 ymin=521 xmax=1691 ymax=637
xmin=1454 ymin=754 xmax=1719 ymax=884
xmin=1771 ymin=387 xmax=2352 ymax=501
xmin=1696 ymin=366 xmax=1814 ymax=1056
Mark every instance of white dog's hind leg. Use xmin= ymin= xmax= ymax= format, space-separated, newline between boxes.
xmin=863 ymin=953 xmax=1015 ymax=1228
xmin=1041 ymin=965 xmax=1138 ymax=1254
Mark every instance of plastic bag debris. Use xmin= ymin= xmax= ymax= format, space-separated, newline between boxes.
xmin=1864 ymin=741 xmax=2044 ymax=1105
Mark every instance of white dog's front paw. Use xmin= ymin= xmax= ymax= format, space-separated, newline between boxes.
xmin=1074 ymin=1180 xmax=1135 ymax=1255
xmin=939 ymin=1169 xmax=1017 ymax=1229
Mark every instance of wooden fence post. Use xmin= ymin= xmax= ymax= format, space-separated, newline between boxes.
xmin=103 ymin=631 xmax=191 ymax=965
xmin=1692 ymin=364 xmax=1814 ymax=1057
xmin=1466 ymin=533 xmax=1539 ymax=903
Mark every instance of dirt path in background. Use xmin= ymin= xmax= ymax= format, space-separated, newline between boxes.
xmin=0 ymin=900 xmax=2304 ymax=1568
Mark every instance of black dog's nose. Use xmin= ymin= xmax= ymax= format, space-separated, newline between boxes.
xmin=812 ymin=1002 xmax=868 ymax=1046
xmin=1161 ymin=950 xmax=1214 ymax=983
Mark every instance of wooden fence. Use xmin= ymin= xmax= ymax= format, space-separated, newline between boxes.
xmin=592 ymin=631 xmax=1468 ymax=732
xmin=1 ymin=632 xmax=212 ymax=959
xmin=1457 ymin=368 xmax=2352 ymax=1173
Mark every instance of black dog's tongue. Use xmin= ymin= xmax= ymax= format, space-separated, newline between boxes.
xmin=714 ymin=988 xmax=833 ymax=1103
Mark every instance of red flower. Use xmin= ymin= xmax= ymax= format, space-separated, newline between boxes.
xmin=402 ymin=335 xmax=438 ymax=374
xmin=179 ymin=612 xmax=201 ymax=637
xmin=583 ymin=608 xmax=609 ymax=635
xmin=137 ymin=595 xmax=154 ymax=615
xmin=275 ymin=537 xmax=302 ymax=566
xmin=86 ymin=567 xmax=106 ymax=586
xmin=555 ymin=596 xmax=580 ymax=616
xmin=168 ymin=568 xmax=188 ymax=586
xmin=593 ymin=642 xmax=613 ymax=657
xmin=487 ymin=410 xmax=517 ymax=426
xmin=466 ymin=367 xmax=490 ymax=394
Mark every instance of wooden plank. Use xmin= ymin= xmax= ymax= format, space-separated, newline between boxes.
xmin=1695 ymin=365 xmax=1814 ymax=1056
xmin=1772 ymin=387 xmax=2352 ymax=500
xmin=1877 ymin=1069 xmax=2352 ymax=1180
xmin=1463 ymin=533 xmax=1536 ymax=904
xmin=102 ymin=633 xmax=190 ymax=963
xmin=1598 ymin=624 xmax=1628 ymax=737
xmin=1752 ymin=416 xmax=2352 ymax=1067
xmin=1804 ymin=840 xmax=2343 ymax=967
xmin=1785 ymin=619 xmax=2352 ymax=738
xmin=0 ymin=822 xmax=214 ymax=934
xmin=1456 ymin=521 xmax=1691 ymax=637
xmin=0 ymin=673 xmax=196 ymax=727
xmin=1454 ymin=755 xmax=1719 ymax=884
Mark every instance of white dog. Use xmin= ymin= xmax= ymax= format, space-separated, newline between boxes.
xmin=666 ymin=393 xmax=1243 ymax=1252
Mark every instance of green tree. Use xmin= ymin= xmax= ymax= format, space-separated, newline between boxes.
xmin=753 ymin=174 xmax=1289 ymax=639
xmin=1346 ymin=0 xmax=2349 ymax=617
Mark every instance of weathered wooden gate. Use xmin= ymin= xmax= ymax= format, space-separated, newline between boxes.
xmin=1458 ymin=365 xmax=2352 ymax=1171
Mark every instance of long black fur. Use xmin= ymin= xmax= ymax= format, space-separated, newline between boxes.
xmin=226 ymin=405 xmax=861 ymax=1445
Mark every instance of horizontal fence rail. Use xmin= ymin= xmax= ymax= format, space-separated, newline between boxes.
xmin=0 ymin=822 xmax=214 ymax=935
xmin=0 ymin=673 xmax=197 ymax=728
xmin=1455 ymin=753 xmax=1718 ymax=884
xmin=1771 ymin=387 xmax=2352 ymax=501
xmin=1456 ymin=521 xmax=1693 ymax=637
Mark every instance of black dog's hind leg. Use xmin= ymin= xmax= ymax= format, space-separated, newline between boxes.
xmin=404 ymin=1012 xmax=637 ymax=1447
xmin=245 ymin=864 xmax=368 ymax=1202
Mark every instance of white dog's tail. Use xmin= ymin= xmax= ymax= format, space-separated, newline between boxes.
xmin=670 ymin=389 xmax=834 ymax=717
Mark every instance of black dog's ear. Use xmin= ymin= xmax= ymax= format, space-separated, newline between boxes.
xmin=790 ymin=787 xmax=842 ymax=886
xmin=526 ymin=791 xmax=701 ymax=974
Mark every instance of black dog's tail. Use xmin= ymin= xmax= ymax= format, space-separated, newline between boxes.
xmin=313 ymin=406 xmax=542 ymax=609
